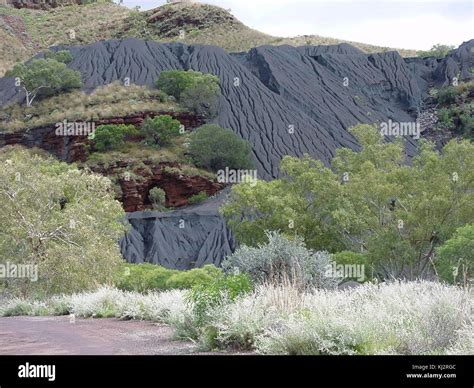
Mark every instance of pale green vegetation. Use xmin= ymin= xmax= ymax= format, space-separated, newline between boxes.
xmin=0 ymin=146 xmax=126 ymax=297
xmin=6 ymin=55 xmax=82 ymax=106
xmin=0 ymin=282 xmax=471 ymax=355
xmin=417 ymin=43 xmax=456 ymax=58
xmin=0 ymin=82 xmax=179 ymax=132
xmin=222 ymin=124 xmax=474 ymax=282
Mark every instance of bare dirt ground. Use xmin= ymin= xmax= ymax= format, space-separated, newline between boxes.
xmin=0 ymin=316 xmax=208 ymax=355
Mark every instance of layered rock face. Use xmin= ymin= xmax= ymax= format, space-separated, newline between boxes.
xmin=0 ymin=111 xmax=205 ymax=163
xmin=0 ymin=38 xmax=472 ymax=268
xmin=91 ymin=160 xmax=224 ymax=212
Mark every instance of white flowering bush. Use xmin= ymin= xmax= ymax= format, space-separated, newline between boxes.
xmin=255 ymin=282 xmax=472 ymax=355
xmin=0 ymin=287 xmax=189 ymax=324
xmin=0 ymin=282 xmax=471 ymax=355
xmin=222 ymin=231 xmax=339 ymax=289
xmin=447 ymin=322 xmax=474 ymax=355
xmin=0 ymin=298 xmax=51 ymax=317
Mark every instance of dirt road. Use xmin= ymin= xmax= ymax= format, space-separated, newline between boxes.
xmin=0 ymin=316 xmax=201 ymax=355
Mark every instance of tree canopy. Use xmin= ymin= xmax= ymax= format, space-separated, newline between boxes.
xmin=156 ymin=70 xmax=220 ymax=117
xmin=0 ymin=147 xmax=126 ymax=297
xmin=188 ymin=124 xmax=254 ymax=172
xmin=222 ymin=124 xmax=474 ymax=280
xmin=6 ymin=57 xmax=82 ymax=106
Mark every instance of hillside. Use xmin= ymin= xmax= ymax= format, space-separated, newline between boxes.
xmin=1 ymin=36 xmax=471 ymax=266
xmin=0 ymin=1 xmax=418 ymax=76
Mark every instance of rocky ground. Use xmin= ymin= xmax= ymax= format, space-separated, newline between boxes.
xmin=0 ymin=316 xmax=230 ymax=355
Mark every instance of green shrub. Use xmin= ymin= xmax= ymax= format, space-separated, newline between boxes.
xmin=115 ymin=263 xmax=222 ymax=292
xmin=332 ymin=251 xmax=368 ymax=265
xmin=92 ymin=124 xmax=137 ymax=152
xmin=44 ymin=50 xmax=73 ymax=64
xmin=188 ymin=124 xmax=254 ymax=172
xmin=435 ymin=224 xmax=473 ymax=285
xmin=187 ymin=273 xmax=253 ymax=326
xmin=156 ymin=70 xmax=199 ymax=100
xmin=116 ymin=264 xmax=179 ymax=292
xmin=180 ymin=76 xmax=220 ymax=118
xmin=437 ymin=108 xmax=455 ymax=129
xmin=165 ymin=265 xmax=223 ymax=289
xmin=188 ymin=191 xmax=209 ymax=205
xmin=437 ymin=86 xmax=458 ymax=105
xmin=149 ymin=187 xmax=166 ymax=210
xmin=141 ymin=115 xmax=182 ymax=146
xmin=156 ymin=70 xmax=220 ymax=118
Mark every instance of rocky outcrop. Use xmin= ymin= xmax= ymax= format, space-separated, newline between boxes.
xmin=405 ymin=40 xmax=473 ymax=91
xmin=0 ymin=111 xmax=205 ymax=163
xmin=91 ymin=160 xmax=224 ymax=212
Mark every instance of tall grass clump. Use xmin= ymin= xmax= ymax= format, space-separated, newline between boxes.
xmin=255 ymin=282 xmax=471 ymax=355
xmin=1 ymin=282 xmax=470 ymax=355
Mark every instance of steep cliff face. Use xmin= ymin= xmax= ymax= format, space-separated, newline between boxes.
xmin=91 ymin=160 xmax=224 ymax=212
xmin=0 ymin=112 xmax=205 ymax=163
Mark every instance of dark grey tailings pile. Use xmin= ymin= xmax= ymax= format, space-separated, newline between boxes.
xmin=0 ymin=39 xmax=472 ymax=268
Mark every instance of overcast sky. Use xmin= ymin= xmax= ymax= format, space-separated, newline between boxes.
xmin=121 ymin=0 xmax=473 ymax=50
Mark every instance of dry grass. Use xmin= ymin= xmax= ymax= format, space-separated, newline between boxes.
xmin=84 ymin=136 xmax=215 ymax=180
xmin=126 ymin=3 xmax=418 ymax=56
xmin=0 ymin=28 xmax=29 ymax=75
xmin=0 ymin=2 xmax=418 ymax=76
xmin=0 ymin=82 xmax=180 ymax=132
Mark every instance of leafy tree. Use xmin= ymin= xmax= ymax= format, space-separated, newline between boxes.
xmin=140 ymin=115 xmax=182 ymax=146
xmin=0 ymin=147 xmax=126 ymax=297
xmin=222 ymin=124 xmax=474 ymax=280
xmin=149 ymin=187 xmax=166 ymax=210
xmin=92 ymin=124 xmax=137 ymax=152
xmin=6 ymin=58 xmax=82 ymax=106
xmin=181 ymin=76 xmax=220 ymax=118
xmin=44 ymin=50 xmax=74 ymax=64
xmin=156 ymin=70 xmax=220 ymax=117
xmin=417 ymin=44 xmax=455 ymax=58
xmin=156 ymin=70 xmax=199 ymax=100
xmin=189 ymin=124 xmax=254 ymax=172
xmin=435 ymin=224 xmax=473 ymax=285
